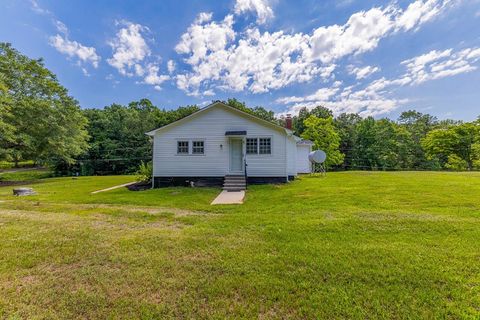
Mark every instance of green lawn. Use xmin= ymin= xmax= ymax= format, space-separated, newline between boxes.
xmin=0 ymin=168 xmax=52 ymax=182
xmin=0 ymin=172 xmax=479 ymax=318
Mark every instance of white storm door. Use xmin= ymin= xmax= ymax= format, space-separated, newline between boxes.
xmin=229 ymin=139 xmax=243 ymax=173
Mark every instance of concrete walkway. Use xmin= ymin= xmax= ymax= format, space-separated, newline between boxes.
xmin=211 ymin=190 xmax=245 ymax=205
xmin=91 ymin=182 xmax=136 ymax=194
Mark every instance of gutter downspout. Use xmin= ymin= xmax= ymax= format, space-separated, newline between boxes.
xmin=150 ymin=133 xmax=155 ymax=189
xmin=285 ymin=134 xmax=288 ymax=182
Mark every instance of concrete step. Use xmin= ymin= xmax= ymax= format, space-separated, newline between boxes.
xmin=223 ymin=187 xmax=245 ymax=191
xmin=223 ymin=175 xmax=246 ymax=191
xmin=224 ymin=176 xmax=246 ymax=180
xmin=224 ymin=179 xmax=245 ymax=184
xmin=223 ymin=180 xmax=246 ymax=184
xmin=223 ymin=183 xmax=246 ymax=188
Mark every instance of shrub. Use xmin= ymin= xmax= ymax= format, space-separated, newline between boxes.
xmin=136 ymin=161 xmax=152 ymax=183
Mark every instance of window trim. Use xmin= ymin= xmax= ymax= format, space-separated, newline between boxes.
xmin=258 ymin=137 xmax=272 ymax=155
xmin=245 ymin=136 xmax=272 ymax=156
xmin=192 ymin=140 xmax=205 ymax=155
xmin=246 ymin=137 xmax=258 ymax=155
xmin=175 ymin=138 xmax=206 ymax=156
xmin=177 ymin=140 xmax=189 ymax=155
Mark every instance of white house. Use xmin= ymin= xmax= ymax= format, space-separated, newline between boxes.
xmin=146 ymin=101 xmax=313 ymax=189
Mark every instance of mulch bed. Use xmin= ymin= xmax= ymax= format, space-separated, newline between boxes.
xmin=127 ymin=181 xmax=151 ymax=191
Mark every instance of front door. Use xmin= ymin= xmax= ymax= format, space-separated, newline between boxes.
xmin=229 ymin=139 xmax=243 ymax=173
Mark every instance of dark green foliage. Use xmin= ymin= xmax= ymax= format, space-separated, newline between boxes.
xmin=301 ymin=116 xmax=344 ymax=168
xmin=293 ymin=106 xmax=333 ymax=135
xmin=0 ymin=43 xmax=89 ymax=165
xmin=226 ymin=98 xmax=278 ymax=124
xmin=65 ymin=100 xmax=200 ymax=175
xmin=397 ymin=110 xmax=438 ymax=169
xmin=334 ymin=113 xmax=362 ymax=169
xmin=422 ymin=121 xmax=480 ymax=170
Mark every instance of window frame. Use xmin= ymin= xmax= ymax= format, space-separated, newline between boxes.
xmin=245 ymin=137 xmax=272 ymax=155
xmin=176 ymin=139 xmax=206 ymax=156
xmin=177 ymin=140 xmax=189 ymax=155
xmin=246 ymin=137 xmax=258 ymax=155
xmin=192 ymin=140 xmax=205 ymax=155
xmin=258 ymin=137 xmax=272 ymax=155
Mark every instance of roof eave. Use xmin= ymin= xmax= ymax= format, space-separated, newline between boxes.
xmin=144 ymin=101 xmax=290 ymax=136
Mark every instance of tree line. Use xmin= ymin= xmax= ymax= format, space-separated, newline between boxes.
xmin=293 ymin=106 xmax=480 ymax=171
xmin=1 ymin=42 xmax=479 ymax=175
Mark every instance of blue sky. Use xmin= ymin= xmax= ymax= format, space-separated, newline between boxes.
xmin=1 ymin=0 xmax=479 ymax=120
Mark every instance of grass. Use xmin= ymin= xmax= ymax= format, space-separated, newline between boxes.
xmin=0 ymin=168 xmax=52 ymax=182
xmin=0 ymin=161 xmax=35 ymax=170
xmin=0 ymin=172 xmax=479 ymax=318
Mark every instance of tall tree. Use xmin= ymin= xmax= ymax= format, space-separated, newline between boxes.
xmin=334 ymin=113 xmax=361 ymax=169
xmin=293 ymin=106 xmax=333 ymax=135
xmin=353 ymin=117 xmax=401 ymax=170
xmin=74 ymin=100 xmax=200 ymax=175
xmin=301 ymin=115 xmax=344 ymax=168
xmin=0 ymin=79 xmax=15 ymax=160
xmin=226 ymin=98 xmax=277 ymax=124
xmin=397 ymin=110 xmax=437 ymax=169
xmin=422 ymin=122 xmax=480 ymax=170
xmin=0 ymin=43 xmax=88 ymax=165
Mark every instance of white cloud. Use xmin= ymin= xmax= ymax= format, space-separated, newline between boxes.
xmin=347 ymin=65 xmax=380 ymax=79
xmin=32 ymin=0 xmax=100 ymax=73
xmin=203 ymin=89 xmax=215 ymax=96
xmin=277 ymin=82 xmax=407 ymax=117
xmin=49 ymin=34 xmax=100 ymax=68
xmin=143 ymin=63 xmax=170 ymax=86
xmin=305 ymin=6 xmax=396 ymax=63
xmin=395 ymin=0 xmax=451 ymax=32
xmin=175 ymin=0 xmax=452 ymax=96
xmin=195 ymin=12 xmax=213 ymax=24
xmin=108 ymin=21 xmax=169 ymax=90
xmin=401 ymin=47 xmax=480 ymax=84
xmin=234 ymin=0 xmax=274 ymax=24
xmin=30 ymin=0 xmax=50 ymax=15
xmin=107 ymin=21 xmax=151 ymax=76
xmin=175 ymin=14 xmax=235 ymax=65
xmin=54 ymin=20 xmax=68 ymax=35
xmin=276 ymin=87 xmax=340 ymax=104
xmin=276 ymin=45 xmax=480 ymax=117
xmin=167 ymin=60 xmax=176 ymax=73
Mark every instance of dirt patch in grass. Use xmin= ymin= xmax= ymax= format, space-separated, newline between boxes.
xmin=0 ymin=180 xmax=41 ymax=187
xmin=78 ymin=203 xmax=209 ymax=217
xmin=0 ymin=201 xmax=209 ymax=217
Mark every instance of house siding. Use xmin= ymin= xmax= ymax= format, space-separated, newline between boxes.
xmin=286 ymin=136 xmax=297 ymax=177
xmin=152 ymin=105 xmax=288 ymax=178
xmin=296 ymin=144 xmax=312 ymax=173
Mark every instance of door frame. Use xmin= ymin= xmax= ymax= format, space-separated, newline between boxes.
xmin=228 ymin=137 xmax=244 ymax=174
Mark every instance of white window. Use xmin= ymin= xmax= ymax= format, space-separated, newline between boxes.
xmin=246 ymin=138 xmax=258 ymax=154
xmin=177 ymin=141 xmax=189 ymax=154
xmin=192 ymin=141 xmax=204 ymax=154
xmin=259 ymin=138 xmax=271 ymax=154
xmin=246 ymin=137 xmax=271 ymax=155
